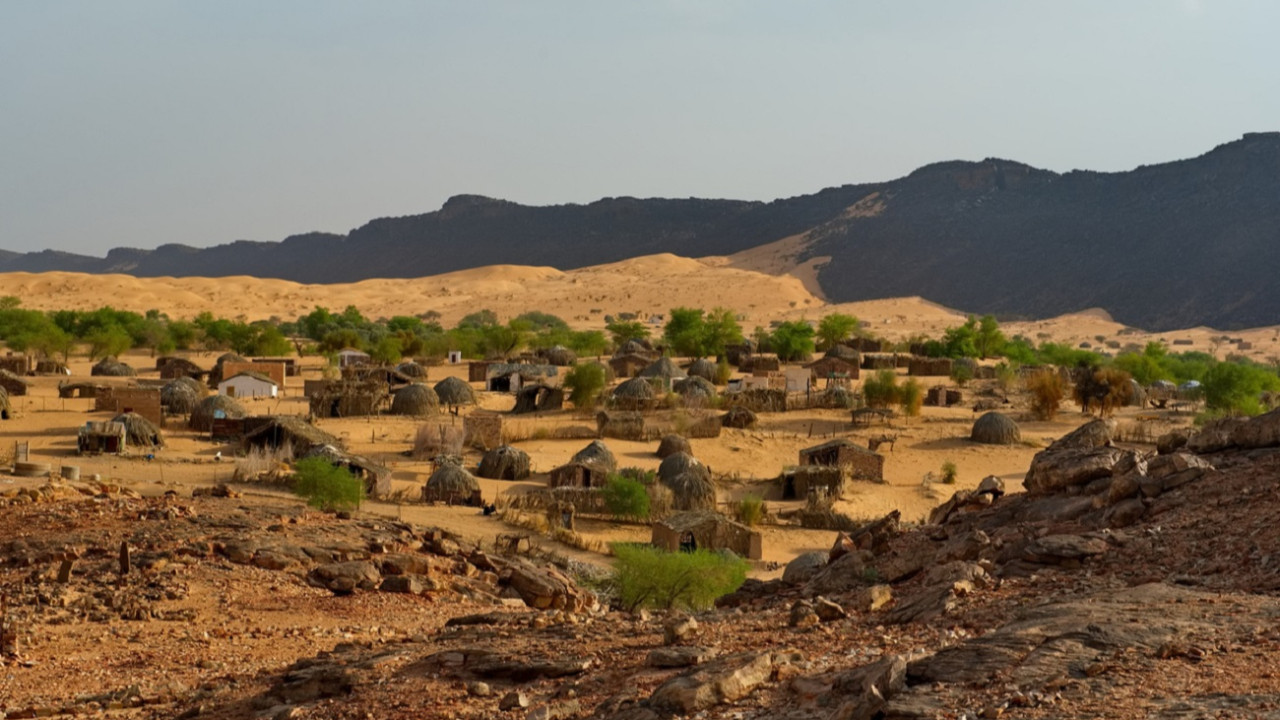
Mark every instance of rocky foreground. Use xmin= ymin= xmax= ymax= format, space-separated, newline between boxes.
xmin=2 ymin=412 xmax=1280 ymax=718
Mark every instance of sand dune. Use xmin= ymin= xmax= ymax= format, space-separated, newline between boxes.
xmin=0 ymin=258 xmax=1277 ymax=359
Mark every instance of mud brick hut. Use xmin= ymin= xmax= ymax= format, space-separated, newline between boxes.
xmin=651 ymin=512 xmax=762 ymax=560
xmin=799 ymin=438 xmax=885 ymax=483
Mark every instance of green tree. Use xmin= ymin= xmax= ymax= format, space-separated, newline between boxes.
xmin=975 ymin=315 xmax=1006 ymax=358
xmin=602 ymin=475 xmax=650 ymax=521
xmin=86 ymin=326 xmax=132 ymax=361
xmin=816 ymin=313 xmax=859 ymax=350
xmin=664 ymin=307 xmax=707 ymax=357
xmin=564 ymin=362 xmax=607 ymax=408
xmin=899 ymin=377 xmax=923 ymax=417
xmin=701 ymin=307 xmax=744 ymax=358
xmin=292 ymin=457 xmax=365 ymax=512
xmin=1201 ymin=361 xmax=1280 ymax=415
xmin=606 ymin=320 xmax=650 ymax=348
xmin=769 ymin=321 xmax=815 ymax=362
xmin=941 ymin=317 xmax=980 ymax=358
xmin=370 ymin=335 xmax=403 ymax=365
xmin=611 ymin=543 xmax=749 ymax=612
xmin=863 ymin=369 xmax=899 ymax=408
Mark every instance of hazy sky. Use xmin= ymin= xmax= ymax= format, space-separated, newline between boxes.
xmin=2 ymin=1 xmax=1276 ymax=255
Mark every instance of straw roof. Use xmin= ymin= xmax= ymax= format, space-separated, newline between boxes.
xmin=91 ymin=358 xmax=135 ymax=377
xmin=824 ymin=344 xmax=861 ymax=362
xmin=722 ymin=405 xmax=757 ymax=429
xmin=208 ymin=353 xmax=248 ymax=386
xmin=640 ymin=356 xmax=687 ymax=381
xmin=540 ymin=346 xmax=578 ymax=367
xmin=658 ymin=453 xmax=716 ymax=512
xmin=161 ymin=379 xmax=201 ymax=415
xmin=111 ymin=412 xmax=163 ymax=447
xmin=673 ymin=376 xmax=717 ymax=402
xmin=477 ymin=444 xmax=531 ymax=481
xmin=244 ymin=415 xmax=340 ymax=454
xmin=390 ymin=383 xmax=440 ymax=416
xmin=433 ymin=376 xmax=477 ymax=407
xmin=656 ymin=434 xmax=692 ymax=459
xmin=611 ymin=377 xmax=657 ymax=410
xmin=971 ymin=411 xmax=1022 ymax=445
xmin=424 ymin=463 xmax=481 ymax=502
xmin=615 ymin=339 xmax=653 ymax=357
xmin=571 ymin=440 xmax=617 ymax=474
xmin=686 ymin=358 xmax=718 ymax=382
xmin=189 ymin=394 xmax=247 ymax=431
xmin=396 ymin=361 xmax=428 ymax=379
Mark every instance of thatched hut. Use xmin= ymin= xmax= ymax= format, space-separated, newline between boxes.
xmin=596 ymin=410 xmax=646 ymax=440
xmin=161 ymin=379 xmax=201 ymax=415
xmin=423 ymin=461 xmax=482 ymax=505
xmin=396 ymin=361 xmax=428 ymax=380
xmin=390 ymin=383 xmax=440 ymax=416
xmin=616 ymin=339 xmax=654 ymax=358
xmin=722 ymin=405 xmax=757 ymax=429
xmin=611 ymin=376 xmax=658 ymax=411
xmin=639 ymin=357 xmax=686 ymax=385
xmin=652 ymin=511 xmax=761 ymax=559
xmin=157 ymin=356 xmax=206 ymax=381
xmin=609 ymin=353 xmax=651 ymax=379
xmin=658 ymin=453 xmax=716 ymax=512
xmin=91 ymin=359 xmax=135 ymax=377
xmin=190 ymin=395 xmax=247 ymax=432
xmin=310 ymin=380 xmax=387 ymax=418
xmin=477 ymin=445 xmax=531 ymax=481
xmin=971 ymin=412 xmax=1021 ymax=445
xmin=673 ymin=376 xmax=717 ymax=404
xmin=656 ymin=434 xmax=691 ymax=459
xmin=207 ymin=353 xmax=247 ymax=387
xmin=300 ymin=444 xmax=391 ymax=498
xmin=512 ymin=384 xmax=564 ymax=414
xmin=824 ymin=344 xmax=861 ymax=363
xmin=686 ymin=358 xmax=718 ymax=383
xmin=539 ymin=346 xmax=578 ymax=367
xmin=111 ymin=412 xmax=163 ymax=448
xmin=434 ymin=376 xmax=477 ymax=412
xmin=725 ymin=340 xmax=755 ymax=367
xmin=800 ymin=439 xmax=884 ymax=483
xmin=549 ymin=440 xmax=617 ymax=488
xmin=0 ymin=370 xmax=29 ymax=397
xmin=741 ymin=354 xmax=781 ymax=374
xmin=777 ymin=465 xmax=844 ymax=500
xmin=243 ymin=415 xmax=339 ymax=455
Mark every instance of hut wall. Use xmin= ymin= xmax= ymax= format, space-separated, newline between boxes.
xmin=548 ymin=462 xmax=609 ymax=489
xmin=926 ymin=386 xmax=964 ymax=407
xmin=464 ymin=412 xmax=504 ymax=450
xmin=724 ymin=388 xmax=787 ymax=413
xmin=0 ymin=355 xmax=30 ymax=375
xmin=782 ymin=466 xmax=845 ymax=499
xmin=909 ymin=357 xmax=953 ymax=376
xmin=852 ymin=338 xmax=884 ymax=353
xmin=468 ymin=362 xmax=491 ymax=383
xmin=253 ymin=358 xmax=299 ymax=376
xmin=801 ymin=444 xmax=885 ymax=483
xmin=895 ymin=354 xmax=912 ymax=369
xmin=683 ymin=414 xmax=722 ymax=439
xmin=597 ymin=411 xmax=647 ymax=441
xmin=221 ymin=361 xmax=286 ymax=389
xmin=806 ymin=357 xmax=860 ymax=381
xmin=861 ymin=353 xmax=897 ymax=370
xmin=303 ymin=379 xmax=335 ymax=397
xmin=0 ymin=375 xmax=28 ymax=397
xmin=210 ymin=417 xmax=246 ymax=440
xmin=650 ymin=518 xmax=762 ymax=560
xmin=608 ymin=356 xmax=647 ymax=379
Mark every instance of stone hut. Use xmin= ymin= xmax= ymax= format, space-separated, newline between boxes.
xmin=651 ymin=512 xmax=762 ymax=560
xmin=799 ymin=439 xmax=884 ymax=483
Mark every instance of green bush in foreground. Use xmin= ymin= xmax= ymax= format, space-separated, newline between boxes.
xmin=612 ymin=543 xmax=749 ymax=612
xmin=293 ymin=456 xmax=365 ymax=512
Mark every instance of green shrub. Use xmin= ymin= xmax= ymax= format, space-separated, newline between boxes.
xmin=735 ymin=494 xmax=765 ymax=526
xmin=940 ymin=460 xmax=958 ymax=485
xmin=950 ymin=363 xmax=974 ymax=386
xmin=863 ymin=369 xmax=899 ymax=408
xmin=611 ymin=543 xmax=749 ymax=612
xmin=899 ymin=378 xmax=923 ymax=417
xmin=995 ymin=361 xmax=1018 ymax=391
xmin=714 ymin=357 xmax=733 ymax=385
xmin=602 ymin=475 xmax=650 ymax=521
xmin=292 ymin=456 xmax=365 ymax=512
xmin=564 ymin=362 xmax=607 ymax=409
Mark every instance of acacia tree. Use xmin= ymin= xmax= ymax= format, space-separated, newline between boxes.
xmin=769 ymin=321 xmax=815 ymax=362
xmin=606 ymin=320 xmax=650 ymax=348
xmin=816 ymin=313 xmax=859 ymax=350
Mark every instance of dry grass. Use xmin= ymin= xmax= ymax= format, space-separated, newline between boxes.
xmin=233 ymin=442 xmax=294 ymax=482
xmin=413 ymin=423 xmax=464 ymax=459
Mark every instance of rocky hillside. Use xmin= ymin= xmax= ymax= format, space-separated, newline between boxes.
xmin=5 ymin=133 xmax=1280 ymax=330
xmin=4 ymin=412 xmax=1280 ymax=718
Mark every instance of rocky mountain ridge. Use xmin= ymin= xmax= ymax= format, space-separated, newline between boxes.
xmin=6 ymin=133 xmax=1280 ymax=330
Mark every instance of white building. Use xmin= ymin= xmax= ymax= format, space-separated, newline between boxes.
xmin=218 ymin=371 xmax=278 ymax=399
xmin=337 ymin=348 xmax=371 ymax=369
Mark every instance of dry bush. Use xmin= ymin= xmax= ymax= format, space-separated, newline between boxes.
xmin=797 ymin=491 xmax=861 ymax=532
xmin=1025 ymin=370 xmax=1067 ymax=420
xmin=233 ymin=442 xmax=294 ymax=482
xmin=552 ymin=527 xmax=605 ymax=554
xmin=413 ymin=423 xmax=464 ymax=459
xmin=1073 ymin=367 xmax=1134 ymax=417
xmin=498 ymin=508 xmax=550 ymax=535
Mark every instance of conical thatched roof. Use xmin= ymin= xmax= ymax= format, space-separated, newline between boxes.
xmin=640 ymin=356 xmax=686 ymax=381
xmin=824 ymin=344 xmax=861 ymax=362
xmin=615 ymin=339 xmax=652 ymax=357
xmin=245 ymin=415 xmax=339 ymax=454
xmin=173 ymin=376 xmax=205 ymax=395
xmin=111 ymin=412 xmax=163 ymax=447
xmin=571 ymin=440 xmax=617 ymax=474
xmin=91 ymin=358 xmax=135 ymax=377
xmin=673 ymin=376 xmax=717 ymax=402
xmin=390 ymin=383 xmax=439 ymax=416
xmin=189 ymin=394 xmax=247 ymax=431
xmin=722 ymin=405 xmax=757 ymax=429
xmin=540 ymin=346 xmax=577 ymax=367
xmin=396 ymin=361 xmax=428 ymax=379
xmin=433 ymin=376 xmax=477 ymax=407
xmin=658 ymin=452 xmax=716 ymax=512
xmin=686 ymin=358 xmax=718 ymax=382
xmin=656 ymin=434 xmax=691 ymax=459
xmin=161 ymin=379 xmax=201 ymax=415
xmin=971 ymin=411 xmax=1021 ymax=445
xmin=658 ymin=451 xmax=711 ymax=486
xmin=477 ymin=444 xmax=531 ymax=480
xmin=611 ymin=377 xmax=657 ymax=410
xmin=424 ymin=463 xmax=480 ymax=502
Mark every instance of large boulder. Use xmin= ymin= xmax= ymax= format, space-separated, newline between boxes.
xmin=647 ymin=651 xmax=786 ymax=714
xmin=1228 ymin=408 xmax=1280 ymax=449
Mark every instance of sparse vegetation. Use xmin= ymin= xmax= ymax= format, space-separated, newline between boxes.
xmin=735 ymin=494 xmax=765 ymax=526
xmin=941 ymin=460 xmax=958 ymax=485
xmin=602 ymin=475 xmax=651 ymax=521
xmin=611 ymin=543 xmax=749 ymax=612
xmin=769 ymin=320 xmax=816 ymax=362
xmin=564 ymin=362 xmax=607 ymax=409
xmin=1026 ymin=370 xmax=1067 ymax=420
xmin=899 ymin=378 xmax=923 ymax=417
xmin=863 ymin=369 xmax=899 ymax=408
xmin=292 ymin=457 xmax=365 ymax=512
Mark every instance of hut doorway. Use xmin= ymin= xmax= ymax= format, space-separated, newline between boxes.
xmin=488 ymin=376 xmax=512 ymax=393
xmin=782 ymin=475 xmax=797 ymax=500
xmin=679 ymin=531 xmax=697 ymax=553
